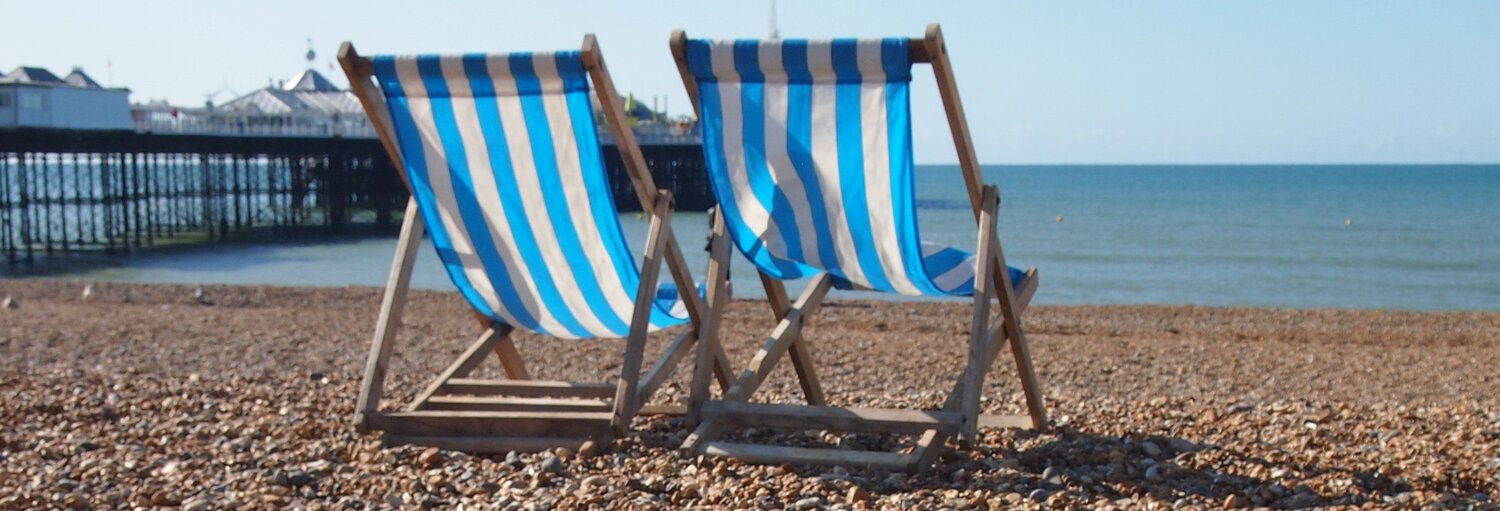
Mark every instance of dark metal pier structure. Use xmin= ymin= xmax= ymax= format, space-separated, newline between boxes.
xmin=0 ymin=128 xmax=709 ymax=263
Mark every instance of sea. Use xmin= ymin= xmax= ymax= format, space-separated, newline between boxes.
xmin=4 ymin=165 xmax=1497 ymax=311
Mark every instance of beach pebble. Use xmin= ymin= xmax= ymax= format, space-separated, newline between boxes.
xmin=846 ymin=486 xmax=870 ymax=505
xmin=539 ymin=455 xmax=564 ymax=475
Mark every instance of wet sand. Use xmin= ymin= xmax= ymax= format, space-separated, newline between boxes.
xmin=2 ymin=280 xmax=1497 ymax=509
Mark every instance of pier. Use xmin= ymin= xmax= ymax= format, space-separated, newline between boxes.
xmin=0 ymin=128 xmax=710 ymax=262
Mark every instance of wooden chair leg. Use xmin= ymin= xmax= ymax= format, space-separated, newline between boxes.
xmin=687 ymin=209 xmax=732 ymax=427
xmin=759 ymin=271 xmax=826 ymax=406
xmin=356 ymin=199 xmax=424 ymax=433
xmin=959 ymin=188 xmax=1001 ymax=446
xmin=406 ymin=326 xmax=513 ymax=411
xmin=493 ymin=336 xmax=530 ymax=380
xmin=614 ymin=190 xmax=673 ymax=431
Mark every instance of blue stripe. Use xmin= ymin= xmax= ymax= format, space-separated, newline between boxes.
xmin=879 ymin=42 xmax=942 ymax=295
xmin=372 ymin=57 xmax=505 ymax=328
xmin=781 ymin=41 xmax=841 ymax=274
xmin=734 ymin=41 xmax=807 ymax=265
xmin=831 ymin=40 xmax=894 ymax=292
xmin=510 ymin=54 xmax=628 ymax=336
xmin=415 ymin=56 xmax=546 ymax=332
xmin=922 ymin=246 xmax=969 ymax=277
xmin=685 ymin=41 xmax=718 ymax=81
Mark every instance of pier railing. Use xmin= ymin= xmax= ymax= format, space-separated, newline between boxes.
xmin=0 ymin=128 xmax=709 ymax=262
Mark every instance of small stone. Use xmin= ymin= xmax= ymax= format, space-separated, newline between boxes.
xmin=418 ymin=447 xmax=442 ymax=468
xmin=288 ymin=470 xmax=318 ymax=487
xmin=1140 ymin=441 xmax=1163 ymax=457
xmin=555 ymin=447 xmax=574 ymax=460
xmin=582 ymin=475 xmax=608 ymax=490
xmin=1169 ymin=438 xmax=1197 ymax=452
xmin=1 ymin=296 xmax=15 ymax=309
xmin=794 ymin=497 xmax=823 ymax=510
xmin=1041 ymin=466 xmax=1063 ymax=487
xmin=1004 ymin=492 xmax=1023 ymax=504
xmin=846 ymin=486 xmax=870 ymax=505
xmin=1223 ymin=494 xmax=1244 ymax=509
xmin=539 ymin=455 xmax=564 ymax=474
xmin=578 ymin=440 xmax=599 ymax=458
xmin=505 ymin=451 xmax=524 ymax=468
xmin=151 ymin=490 xmax=180 ymax=507
xmin=1226 ymin=403 xmax=1253 ymax=414
xmin=1028 ymin=489 xmax=1050 ymax=502
xmin=1145 ymin=465 xmax=1162 ymax=481
xmin=183 ymin=498 xmax=211 ymax=511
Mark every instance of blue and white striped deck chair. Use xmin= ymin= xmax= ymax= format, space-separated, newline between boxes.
xmin=338 ymin=35 xmax=730 ymax=452
xmin=672 ymin=25 xmax=1046 ymax=471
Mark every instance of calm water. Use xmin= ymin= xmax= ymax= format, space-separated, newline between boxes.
xmin=4 ymin=165 xmax=1497 ymax=311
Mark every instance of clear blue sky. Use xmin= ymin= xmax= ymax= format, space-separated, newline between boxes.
xmin=6 ymin=1 xmax=1497 ymax=164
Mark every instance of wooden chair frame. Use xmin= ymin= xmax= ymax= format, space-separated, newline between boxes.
xmin=671 ymin=24 xmax=1048 ymax=471
xmin=338 ymin=35 xmax=732 ymax=453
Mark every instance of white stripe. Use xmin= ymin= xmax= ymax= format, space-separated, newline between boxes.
xmin=489 ymin=55 xmax=611 ymax=337
xmin=804 ymin=40 xmax=839 ymax=81
xmin=806 ymin=42 xmax=870 ymax=285
xmin=392 ymin=58 xmax=511 ymax=325
xmin=808 ymin=72 xmax=870 ymax=286
xmin=711 ymin=42 xmax=789 ymax=259
xmin=531 ymin=56 xmax=640 ymax=333
xmin=857 ymin=41 xmax=921 ymax=295
xmin=758 ymin=42 xmax=788 ymax=82
xmin=758 ymin=43 xmax=823 ymax=270
xmin=437 ymin=56 xmax=550 ymax=331
xmin=931 ymin=254 xmax=978 ymax=292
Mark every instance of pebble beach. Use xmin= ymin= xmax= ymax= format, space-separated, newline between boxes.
xmin=2 ymin=280 xmax=1497 ymax=510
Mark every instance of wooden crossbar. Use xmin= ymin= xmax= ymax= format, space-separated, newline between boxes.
xmin=441 ymin=379 xmax=617 ymax=398
xmin=383 ymin=434 xmax=591 ymax=454
xmin=702 ymin=401 xmax=961 ymax=435
xmin=702 ymin=442 xmax=916 ymax=471
xmin=425 ymin=396 xmax=611 ymax=413
xmin=368 ymin=411 xmax=615 ymax=438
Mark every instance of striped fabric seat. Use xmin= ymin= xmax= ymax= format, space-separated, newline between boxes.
xmin=683 ymin=38 xmax=1024 ymax=296
xmin=369 ymin=52 xmax=690 ymax=339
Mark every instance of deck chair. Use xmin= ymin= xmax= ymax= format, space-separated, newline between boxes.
xmin=671 ymin=24 xmax=1047 ymax=471
xmin=337 ymin=35 xmax=732 ymax=453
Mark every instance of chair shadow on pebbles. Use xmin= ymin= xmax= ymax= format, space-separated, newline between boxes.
xmin=634 ymin=425 xmax=1438 ymax=508
xmin=899 ymin=428 xmax=1419 ymax=509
